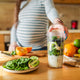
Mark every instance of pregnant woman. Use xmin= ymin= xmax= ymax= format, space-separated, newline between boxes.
xmin=9 ymin=0 xmax=68 ymax=51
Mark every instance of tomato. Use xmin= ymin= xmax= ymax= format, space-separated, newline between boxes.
xmin=16 ymin=47 xmax=28 ymax=56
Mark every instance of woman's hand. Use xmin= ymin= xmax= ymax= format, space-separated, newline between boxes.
xmin=48 ymin=18 xmax=68 ymax=40
xmin=8 ymin=42 xmax=19 ymax=52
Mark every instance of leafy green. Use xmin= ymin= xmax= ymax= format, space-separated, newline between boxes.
xmin=11 ymin=51 xmax=16 ymax=55
xmin=3 ymin=56 xmax=39 ymax=71
xmin=3 ymin=57 xmax=30 ymax=70
xmin=49 ymin=49 xmax=60 ymax=56
xmin=52 ymin=36 xmax=57 ymax=41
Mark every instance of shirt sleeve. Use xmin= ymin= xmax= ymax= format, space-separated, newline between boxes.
xmin=10 ymin=24 xmax=17 ymax=44
xmin=20 ymin=0 xmax=28 ymax=9
xmin=44 ymin=0 xmax=59 ymax=23
xmin=20 ymin=0 xmax=29 ymax=10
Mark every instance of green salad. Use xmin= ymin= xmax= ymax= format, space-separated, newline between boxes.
xmin=48 ymin=36 xmax=64 ymax=56
xmin=3 ymin=56 xmax=39 ymax=71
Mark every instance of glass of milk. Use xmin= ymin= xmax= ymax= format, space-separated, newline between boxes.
xmin=47 ymin=30 xmax=64 ymax=68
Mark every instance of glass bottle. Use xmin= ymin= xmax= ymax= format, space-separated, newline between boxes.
xmin=47 ymin=29 xmax=64 ymax=68
xmin=71 ymin=20 xmax=78 ymax=29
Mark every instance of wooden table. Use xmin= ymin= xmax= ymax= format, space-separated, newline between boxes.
xmin=0 ymin=55 xmax=80 ymax=80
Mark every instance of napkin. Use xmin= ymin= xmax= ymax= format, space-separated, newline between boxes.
xmin=63 ymin=55 xmax=80 ymax=67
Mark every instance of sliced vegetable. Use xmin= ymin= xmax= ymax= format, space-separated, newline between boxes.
xmin=16 ymin=47 xmax=28 ymax=56
xmin=23 ymin=47 xmax=32 ymax=53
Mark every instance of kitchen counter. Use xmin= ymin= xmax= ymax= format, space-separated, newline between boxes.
xmin=0 ymin=30 xmax=80 ymax=51
xmin=0 ymin=31 xmax=10 ymax=35
xmin=0 ymin=51 xmax=80 ymax=80
xmin=68 ymin=29 xmax=80 ymax=33
xmin=0 ymin=30 xmax=80 ymax=34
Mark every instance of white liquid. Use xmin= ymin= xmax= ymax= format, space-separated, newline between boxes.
xmin=48 ymin=55 xmax=63 ymax=68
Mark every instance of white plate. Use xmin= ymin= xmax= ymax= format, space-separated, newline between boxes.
xmin=2 ymin=63 xmax=39 ymax=74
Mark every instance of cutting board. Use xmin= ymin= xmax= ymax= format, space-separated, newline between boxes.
xmin=0 ymin=50 xmax=47 ymax=65
xmin=1 ymin=50 xmax=80 ymax=67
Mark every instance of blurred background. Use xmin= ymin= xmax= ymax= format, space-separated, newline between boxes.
xmin=0 ymin=0 xmax=80 ymax=51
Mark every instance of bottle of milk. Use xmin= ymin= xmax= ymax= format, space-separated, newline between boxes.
xmin=47 ymin=29 xmax=64 ymax=68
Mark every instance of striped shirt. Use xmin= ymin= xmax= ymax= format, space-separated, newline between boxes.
xmin=11 ymin=0 xmax=59 ymax=50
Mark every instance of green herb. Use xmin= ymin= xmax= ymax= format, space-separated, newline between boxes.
xmin=11 ymin=51 xmax=16 ymax=55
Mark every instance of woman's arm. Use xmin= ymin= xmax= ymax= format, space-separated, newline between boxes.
xmin=44 ymin=0 xmax=59 ymax=23
xmin=45 ymin=0 xmax=68 ymax=39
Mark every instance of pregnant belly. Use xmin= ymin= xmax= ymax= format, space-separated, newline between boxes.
xmin=17 ymin=22 xmax=47 ymax=46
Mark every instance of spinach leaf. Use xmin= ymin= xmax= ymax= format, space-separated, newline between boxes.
xmin=11 ymin=51 xmax=16 ymax=55
xmin=3 ymin=57 xmax=39 ymax=71
xmin=49 ymin=49 xmax=60 ymax=56
xmin=3 ymin=57 xmax=30 ymax=70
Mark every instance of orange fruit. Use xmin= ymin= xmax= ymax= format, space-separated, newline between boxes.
xmin=16 ymin=47 xmax=28 ymax=56
xmin=23 ymin=47 xmax=32 ymax=53
xmin=64 ymin=43 xmax=78 ymax=57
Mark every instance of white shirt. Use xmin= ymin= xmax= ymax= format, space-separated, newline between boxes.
xmin=11 ymin=0 xmax=59 ymax=50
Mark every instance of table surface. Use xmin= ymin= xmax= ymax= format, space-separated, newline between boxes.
xmin=0 ymin=53 xmax=80 ymax=80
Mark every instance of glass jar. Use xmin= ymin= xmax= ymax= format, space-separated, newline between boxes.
xmin=47 ymin=30 xmax=64 ymax=68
